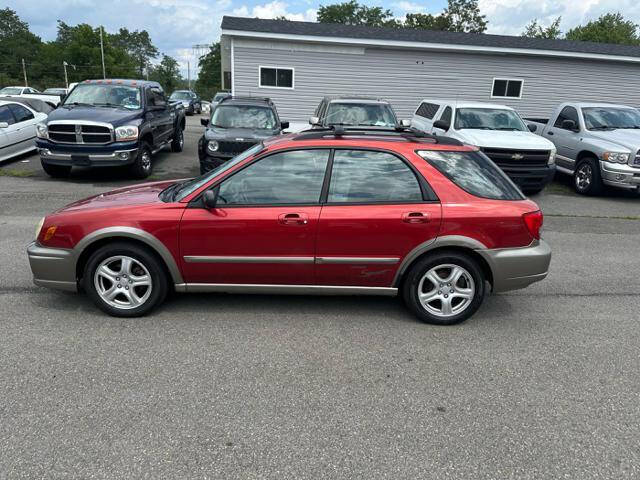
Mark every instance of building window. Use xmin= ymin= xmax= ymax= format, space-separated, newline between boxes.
xmin=491 ymin=78 xmax=523 ymax=99
xmin=259 ymin=66 xmax=294 ymax=89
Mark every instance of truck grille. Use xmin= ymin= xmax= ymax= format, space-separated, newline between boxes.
xmin=481 ymin=148 xmax=550 ymax=168
xmin=218 ymin=140 xmax=258 ymax=155
xmin=48 ymin=123 xmax=112 ymax=144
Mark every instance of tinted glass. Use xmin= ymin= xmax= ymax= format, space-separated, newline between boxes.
xmin=418 ymin=150 xmax=524 ymax=200
xmin=455 ymin=108 xmax=526 ymax=131
xmin=328 ymin=150 xmax=423 ymax=203
xmin=416 ymin=102 xmax=439 ymax=119
xmin=0 ymin=106 xmax=15 ymax=125
xmin=324 ymin=103 xmax=397 ymax=127
xmin=506 ymin=81 xmax=521 ymax=97
xmin=492 ymin=80 xmax=507 ymax=97
xmin=277 ymin=69 xmax=293 ymax=87
xmin=582 ymin=107 xmax=640 ymax=130
xmin=554 ymin=107 xmax=579 ymax=129
xmin=211 ymin=105 xmax=277 ymax=129
xmin=8 ymin=104 xmax=34 ymax=123
xmin=64 ymin=83 xmax=141 ymax=109
xmin=440 ymin=107 xmax=452 ymax=125
xmin=218 ymin=149 xmax=330 ymax=205
xmin=260 ymin=68 xmax=278 ymax=87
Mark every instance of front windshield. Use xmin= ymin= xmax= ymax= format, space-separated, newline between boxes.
xmin=213 ymin=93 xmax=228 ymax=102
xmin=582 ymin=107 xmax=640 ymax=130
xmin=44 ymin=88 xmax=66 ymax=95
xmin=0 ymin=87 xmax=22 ymax=95
xmin=63 ymin=83 xmax=141 ymax=109
xmin=324 ymin=103 xmax=397 ymax=127
xmin=170 ymin=92 xmax=193 ymax=100
xmin=173 ymin=143 xmax=264 ymax=201
xmin=211 ymin=105 xmax=277 ymax=129
xmin=455 ymin=108 xmax=527 ymax=131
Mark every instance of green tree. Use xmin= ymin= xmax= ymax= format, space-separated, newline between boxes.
xmin=403 ymin=13 xmax=452 ymax=31
xmin=149 ymin=54 xmax=181 ymax=93
xmin=317 ymin=0 xmax=399 ymax=27
xmin=0 ymin=8 xmax=43 ymax=87
xmin=522 ymin=17 xmax=562 ymax=39
xmin=112 ymin=28 xmax=159 ymax=77
xmin=195 ymin=43 xmax=221 ymax=100
xmin=442 ymin=0 xmax=487 ymax=33
xmin=565 ymin=13 xmax=639 ymax=45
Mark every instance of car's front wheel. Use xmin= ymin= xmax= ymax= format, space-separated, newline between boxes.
xmin=171 ymin=126 xmax=184 ymax=152
xmin=403 ymin=251 xmax=485 ymax=325
xmin=129 ymin=142 xmax=152 ymax=179
xmin=574 ymin=157 xmax=603 ymax=195
xmin=83 ymin=242 xmax=168 ymax=317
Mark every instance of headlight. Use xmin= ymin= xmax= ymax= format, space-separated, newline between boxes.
xmin=36 ymin=123 xmax=48 ymax=139
xmin=115 ymin=125 xmax=139 ymax=142
xmin=35 ymin=217 xmax=44 ymax=239
xmin=548 ymin=147 xmax=556 ymax=165
xmin=602 ymin=151 xmax=630 ymax=164
xmin=207 ymin=140 xmax=219 ymax=153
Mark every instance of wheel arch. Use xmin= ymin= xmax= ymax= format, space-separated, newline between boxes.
xmin=73 ymin=227 xmax=184 ymax=286
xmin=576 ymin=150 xmax=599 ymax=163
xmin=393 ymin=236 xmax=494 ymax=291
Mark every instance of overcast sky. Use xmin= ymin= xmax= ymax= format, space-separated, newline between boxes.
xmin=6 ymin=0 xmax=640 ymax=78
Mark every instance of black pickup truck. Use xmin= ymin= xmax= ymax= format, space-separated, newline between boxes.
xmin=35 ymin=79 xmax=185 ymax=179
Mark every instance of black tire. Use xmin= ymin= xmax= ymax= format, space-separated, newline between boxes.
xmin=41 ymin=161 xmax=71 ymax=178
xmin=129 ymin=142 xmax=152 ymax=179
xmin=171 ymin=125 xmax=184 ymax=152
xmin=83 ymin=242 xmax=168 ymax=317
xmin=523 ymin=187 xmax=544 ymax=196
xmin=574 ymin=157 xmax=603 ymax=195
xmin=402 ymin=251 xmax=485 ymax=325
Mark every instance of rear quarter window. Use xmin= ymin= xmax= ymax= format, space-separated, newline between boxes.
xmin=417 ymin=150 xmax=524 ymax=200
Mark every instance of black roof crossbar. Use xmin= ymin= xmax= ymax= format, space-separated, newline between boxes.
xmin=292 ymin=125 xmax=463 ymax=145
xmin=219 ymin=95 xmax=272 ymax=105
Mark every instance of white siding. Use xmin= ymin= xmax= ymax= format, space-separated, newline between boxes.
xmin=232 ymin=40 xmax=640 ymax=122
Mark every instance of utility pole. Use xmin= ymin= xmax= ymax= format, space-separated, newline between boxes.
xmin=22 ymin=58 xmax=28 ymax=87
xmin=187 ymin=61 xmax=191 ymax=90
xmin=63 ymin=61 xmax=69 ymax=88
xmin=99 ymin=26 xmax=106 ymax=79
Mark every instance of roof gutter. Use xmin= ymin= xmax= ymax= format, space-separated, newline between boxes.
xmin=221 ymin=29 xmax=640 ymax=64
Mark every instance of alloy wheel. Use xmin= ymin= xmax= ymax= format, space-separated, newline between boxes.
xmin=94 ymin=255 xmax=153 ymax=310
xmin=417 ymin=264 xmax=475 ymax=318
xmin=576 ymin=163 xmax=592 ymax=191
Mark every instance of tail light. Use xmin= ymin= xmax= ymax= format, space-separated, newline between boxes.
xmin=523 ymin=210 xmax=543 ymax=240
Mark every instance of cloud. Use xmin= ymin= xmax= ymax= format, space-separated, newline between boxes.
xmin=393 ymin=1 xmax=428 ymax=14
xmin=235 ymin=1 xmax=317 ymax=21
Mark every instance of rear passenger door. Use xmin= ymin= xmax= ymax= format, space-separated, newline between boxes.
xmin=315 ymin=149 xmax=442 ymax=287
xmin=7 ymin=104 xmax=36 ymax=151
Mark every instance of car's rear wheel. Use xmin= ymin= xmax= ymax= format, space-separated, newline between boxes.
xmin=171 ymin=126 xmax=184 ymax=152
xmin=403 ymin=252 xmax=485 ymax=325
xmin=129 ymin=142 xmax=152 ymax=179
xmin=83 ymin=242 xmax=168 ymax=317
xmin=41 ymin=161 xmax=71 ymax=178
xmin=574 ymin=157 xmax=602 ymax=195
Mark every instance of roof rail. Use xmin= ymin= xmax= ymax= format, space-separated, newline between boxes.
xmin=292 ymin=125 xmax=463 ymax=145
xmin=220 ymin=95 xmax=272 ymax=104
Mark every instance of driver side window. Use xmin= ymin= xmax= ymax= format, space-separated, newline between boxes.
xmin=554 ymin=107 xmax=579 ymax=130
xmin=217 ymin=149 xmax=330 ymax=205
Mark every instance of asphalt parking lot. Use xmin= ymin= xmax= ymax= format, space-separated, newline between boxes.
xmin=1 ymin=115 xmax=639 ymax=479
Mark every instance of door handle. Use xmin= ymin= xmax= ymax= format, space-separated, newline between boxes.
xmin=547 ymin=131 xmax=554 ymax=136
xmin=402 ymin=212 xmax=430 ymax=223
xmin=278 ymin=213 xmax=308 ymax=225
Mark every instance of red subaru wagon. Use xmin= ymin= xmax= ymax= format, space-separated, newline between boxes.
xmin=28 ymin=127 xmax=551 ymax=325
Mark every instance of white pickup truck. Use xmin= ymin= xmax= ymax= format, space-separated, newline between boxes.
xmin=411 ymin=100 xmax=556 ymax=194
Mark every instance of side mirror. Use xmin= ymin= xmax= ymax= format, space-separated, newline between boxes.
xmin=0 ymin=122 xmax=8 ymax=128
xmin=527 ymin=123 xmax=537 ymax=132
xmin=203 ymin=189 xmax=218 ymax=209
xmin=562 ymin=119 xmax=578 ymax=131
xmin=399 ymin=119 xmax=411 ymax=128
xmin=280 ymin=121 xmax=290 ymax=130
xmin=201 ymin=118 xmax=210 ymax=127
xmin=309 ymin=116 xmax=320 ymax=125
xmin=433 ymin=119 xmax=450 ymax=131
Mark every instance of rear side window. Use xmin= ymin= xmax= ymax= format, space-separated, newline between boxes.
xmin=416 ymin=102 xmax=439 ymax=119
xmin=328 ymin=150 xmax=424 ymax=203
xmin=8 ymin=104 xmax=34 ymax=123
xmin=0 ymin=106 xmax=15 ymax=125
xmin=418 ymin=150 xmax=524 ymax=200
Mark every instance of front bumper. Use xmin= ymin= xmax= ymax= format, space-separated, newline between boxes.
xmin=499 ymin=165 xmax=556 ymax=192
xmin=600 ymin=161 xmax=640 ymax=190
xmin=27 ymin=242 xmax=77 ymax=292
xmin=478 ymin=239 xmax=551 ymax=293
xmin=37 ymin=139 xmax=138 ymax=167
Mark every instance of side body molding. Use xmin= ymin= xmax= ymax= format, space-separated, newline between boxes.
xmin=392 ymin=235 xmax=488 ymax=287
xmin=72 ymin=226 xmax=184 ymax=284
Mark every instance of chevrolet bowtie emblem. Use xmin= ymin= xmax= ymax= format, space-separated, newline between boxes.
xmin=511 ymin=153 xmax=524 ymax=160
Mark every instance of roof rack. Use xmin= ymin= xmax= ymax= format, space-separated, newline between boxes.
xmin=220 ymin=95 xmax=272 ymax=104
xmin=292 ymin=125 xmax=463 ymax=145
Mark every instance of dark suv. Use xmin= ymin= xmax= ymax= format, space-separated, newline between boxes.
xmin=310 ymin=96 xmax=399 ymax=128
xmin=169 ymin=90 xmax=201 ymax=115
xmin=198 ymin=96 xmax=288 ymax=174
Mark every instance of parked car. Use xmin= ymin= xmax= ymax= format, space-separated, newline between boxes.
xmin=411 ymin=100 xmax=556 ymax=194
xmin=27 ymin=125 xmax=551 ymax=324
xmin=1 ymin=85 xmax=64 ymax=107
xmin=0 ymin=99 xmax=48 ymax=162
xmin=35 ymin=79 xmax=186 ymax=179
xmin=310 ymin=96 xmax=399 ymax=128
xmin=198 ymin=96 xmax=288 ymax=174
xmin=0 ymin=96 xmax=54 ymax=115
xmin=211 ymin=91 xmax=231 ymax=110
xmin=201 ymin=100 xmax=211 ymax=115
xmin=169 ymin=90 xmax=201 ymax=115
xmin=0 ymin=86 xmax=40 ymax=95
xmin=526 ymin=103 xmax=640 ymax=195
xmin=43 ymin=88 xmax=68 ymax=96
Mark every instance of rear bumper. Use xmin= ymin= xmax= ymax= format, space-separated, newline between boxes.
xmin=37 ymin=139 xmax=138 ymax=167
xmin=478 ymin=240 xmax=551 ymax=293
xmin=600 ymin=161 xmax=640 ymax=190
xmin=499 ymin=165 xmax=556 ymax=192
xmin=27 ymin=242 xmax=77 ymax=292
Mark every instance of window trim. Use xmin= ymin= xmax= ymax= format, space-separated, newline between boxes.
xmin=258 ymin=65 xmax=295 ymax=90
xmin=490 ymin=77 xmax=524 ymax=99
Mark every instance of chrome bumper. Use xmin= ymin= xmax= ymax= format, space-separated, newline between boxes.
xmin=478 ymin=240 xmax=551 ymax=293
xmin=39 ymin=148 xmax=138 ymax=166
xmin=600 ymin=161 xmax=640 ymax=190
xmin=27 ymin=242 xmax=77 ymax=292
